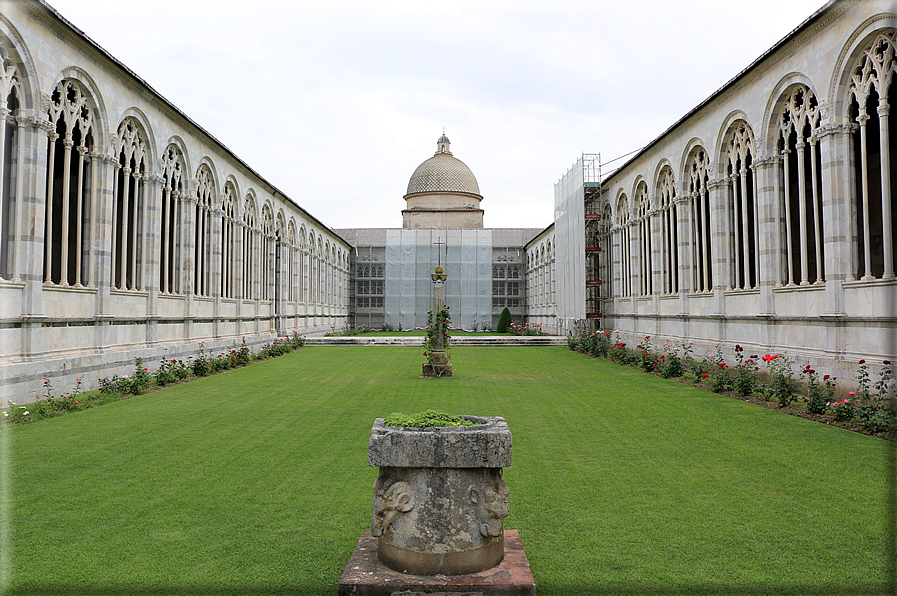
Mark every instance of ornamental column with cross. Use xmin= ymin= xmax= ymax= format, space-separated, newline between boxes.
xmin=422 ymin=256 xmax=453 ymax=377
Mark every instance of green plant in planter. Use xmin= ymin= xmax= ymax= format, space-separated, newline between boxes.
xmin=383 ymin=410 xmax=476 ymax=428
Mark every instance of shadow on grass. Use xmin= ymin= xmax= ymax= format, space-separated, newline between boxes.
xmin=7 ymin=583 xmax=894 ymax=596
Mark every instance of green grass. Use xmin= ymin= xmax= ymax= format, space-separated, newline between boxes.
xmin=4 ymin=347 xmax=894 ymax=595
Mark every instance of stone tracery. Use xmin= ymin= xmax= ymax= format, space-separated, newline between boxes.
xmin=725 ymin=121 xmax=758 ymax=290
xmin=45 ymin=79 xmax=96 ymax=287
xmin=194 ymin=164 xmax=215 ymax=296
xmin=221 ymin=183 xmax=237 ymax=298
xmin=615 ymin=193 xmax=631 ymax=298
xmin=777 ymin=85 xmax=824 ymax=285
xmin=0 ymin=40 xmax=21 ymax=281
xmin=686 ymin=147 xmax=711 ymax=292
xmin=848 ymin=29 xmax=896 ymax=280
xmin=635 ymin=182 xmax=651 ymax=296
xmin=160 ymin=144 xmax=185 ymax=294
xmin=242 ymin=194 xmax=258 ymax=300
xmin=657 ymin=167 xmax=678 ymax=294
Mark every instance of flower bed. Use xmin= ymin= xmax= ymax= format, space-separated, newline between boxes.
xmin=3 ymin=332 xmax=306 ymax=425
xmin=568 ymin=330 xmax=897 ymax=441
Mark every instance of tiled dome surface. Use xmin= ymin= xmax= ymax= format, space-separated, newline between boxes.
xmin=406 ymin=153 xmax=481 ymax=196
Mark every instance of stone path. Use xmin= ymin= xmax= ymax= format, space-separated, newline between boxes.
xmin=303 ymin=335 xmax=567 ymax=347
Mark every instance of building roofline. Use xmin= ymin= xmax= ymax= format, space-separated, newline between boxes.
xmin=601 ymin=0 xmax=837 ymax=186
xmin=34 ymin=0 xmax=350 ymax=248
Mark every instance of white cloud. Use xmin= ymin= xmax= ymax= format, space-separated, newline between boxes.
xmin=47 ymin=0 xmax=826 ymax=229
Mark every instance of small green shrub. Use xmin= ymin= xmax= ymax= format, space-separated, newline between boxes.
xmin=497 ymin=308 xmax=512 ymax=333
xmin=660 ymin=340 xmax=684 ymax=379
xmin=855 ymin=359 xmax=894 ymax=432
xmin=704 ymin=349 xmax=730 ymax=393
xmin=731 ymin=345 xmax=759 ymax=396
xmin=191 ymin=343 xmax=211 ymax=376
xmin=800 ymin=365 xmax=835 ymax=415
xmin=762 ymin=353 xmax=799 ymax=407
xmin=383 ymin=410 xmax=476 ymax=428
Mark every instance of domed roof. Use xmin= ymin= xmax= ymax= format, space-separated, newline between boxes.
xmin=405 ymin=135 xmax=481 ymax=197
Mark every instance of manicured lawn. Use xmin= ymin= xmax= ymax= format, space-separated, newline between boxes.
xmin=4 ymin=347 xmax=894 ymax=595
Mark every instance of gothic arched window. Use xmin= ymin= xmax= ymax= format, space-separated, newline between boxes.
xmin=615 ymin=194 xmax=631 ymax=298
xmin=160 ymin=145 xmax=185 ymax=294
xmin=687 ymin=148 xmax=712 ymax=292
xmin=243 ymin=195 xmax=257 ymax=300
xmin=778 ymin=85 xmax=823 ymax=285
xmin=261 ymin=205 xmax=274 ymax=301
xmin=725 ymin=122 xmax=759 ymax=290
xmin=657 ymin=167 xmax=678 ymax=294
xmin=849 ymin=30 xmax=896 ymax=280
xmin=0 ymin=40 xmax=22 ymax=281
xmin=635 ymin=182 xmax=652 ymax=296
xmin=45 ymin=80 xmax=96 ymax=287
xmin=194 ymin=165 xmax=215 ymax=296
xmin=221 ymin=183 xmax=237 ymax=298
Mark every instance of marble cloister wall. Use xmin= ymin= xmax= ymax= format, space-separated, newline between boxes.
xmin=524 ymin=224 xmax=558 ymax=335
xmin=596 ymin=0 xmax=897 ymax=382
xmin=0 ymin=1 xmax=350 ymax=404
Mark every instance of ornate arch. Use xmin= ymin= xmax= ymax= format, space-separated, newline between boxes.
xmin=722 ymin=119 xmax=760 ymax=290
xmin=109 ymin=116 xmax=150 ymax=291
xmin=118 ymin=107 xmax=157 ymax=167
xmin=220 ymin=180 xmax=238 ymax=298
xmin=0 ymin=16 xmax=37 ymax=110
xmin=685 ymin=145 xmax=712 ymax=292
xmin=165 ymin=135 xmax=192 ymax=178
xmin=159 ymin=143 xmax=186 ymax=294
xmin=193 ymin=163 xmax=216 ymax=296
xmin=656 ymin=166 xmax=678 ymax=294
xmin=630 ymin=175 xmax=649 ymax=208
xmin=55 ymin=67 xmax=108 ymax=148
xmin=843 ymin=26 xmax=897 ymax=280
xmin=714 ymin=110 xmax=752 ymax=177
xmin=0 ymin=29 xmax=31 ymax=281
xmin=42 ymin=77 xmax=101 ymax=287
xmin=829 ymin=14 xmax=897 ymax=121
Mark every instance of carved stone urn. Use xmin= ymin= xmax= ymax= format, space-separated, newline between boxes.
xmin=368 ymin=416 xmax=512 ymax=576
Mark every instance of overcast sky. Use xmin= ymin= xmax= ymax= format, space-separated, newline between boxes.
xmin=47 ymin=0 xmax=826 ymax=231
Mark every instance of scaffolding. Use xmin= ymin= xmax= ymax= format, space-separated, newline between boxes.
xmin=582 ymin=154 xmax=603 ymax=320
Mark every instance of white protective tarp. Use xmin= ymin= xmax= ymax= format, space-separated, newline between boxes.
xmin=554 ymin=157 xmax=586 ymax=328
xmin=383 ymin=228 xmax=492 ymax=329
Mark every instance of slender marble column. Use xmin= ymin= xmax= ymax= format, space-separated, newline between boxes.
xmin=858 ymin=114 xmax=873 ymax=280
xmin=809 ymin=136 xmax=823 ymax=283
xmin=878 ymin=102 xmax=893 ymax=279
xmin=44 ymin=132 xmax=58 ymax=283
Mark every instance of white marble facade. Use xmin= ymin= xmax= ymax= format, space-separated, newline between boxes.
xmin=0 ymin=1 xmax=350 ymax=404
xmin=587 ymin=0 xmax=897 ymax=382
xmin=2 ymin=0 xmax=896 ymax=403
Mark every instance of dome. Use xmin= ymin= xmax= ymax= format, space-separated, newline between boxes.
xmin=405 ymin=136 xmax=481 ymax=197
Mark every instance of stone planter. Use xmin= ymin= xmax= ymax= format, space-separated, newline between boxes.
xmin=368 ymin=416 xmax=512 ymax=576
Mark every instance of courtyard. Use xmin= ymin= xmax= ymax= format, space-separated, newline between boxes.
xmin=4 ymin=345 xmax=893 ymax=595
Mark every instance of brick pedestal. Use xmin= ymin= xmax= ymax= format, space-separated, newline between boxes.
xmin=338 ymin=530 xmax=535 ymax=595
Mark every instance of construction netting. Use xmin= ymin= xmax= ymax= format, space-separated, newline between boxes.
xmin=554 ymin=156 xmax=587 ymax=330
xmin=384 ymin=229 xmax=493 ymax=329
